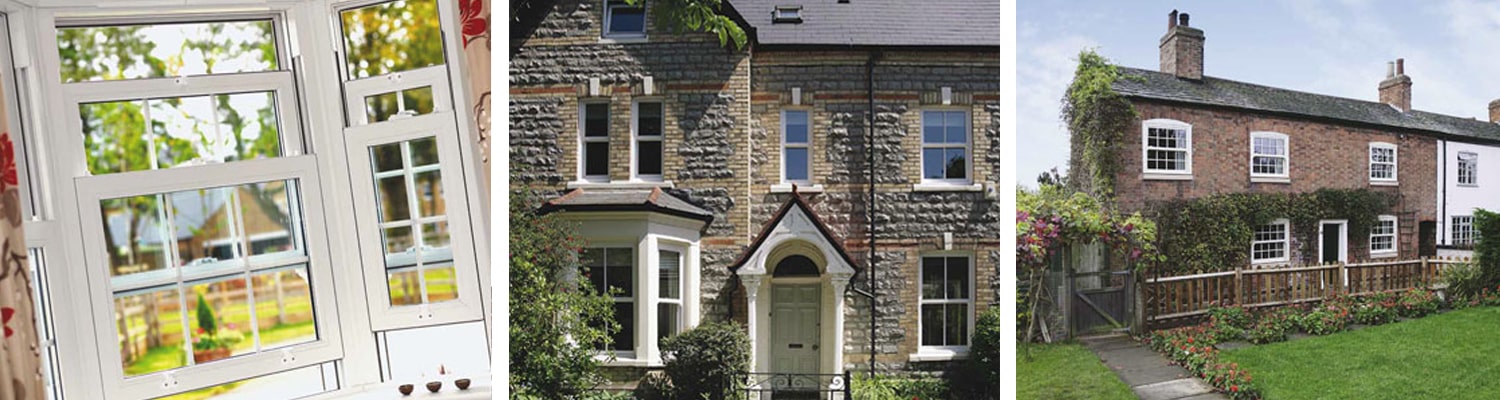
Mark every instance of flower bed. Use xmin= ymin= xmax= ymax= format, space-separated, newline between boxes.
xmin=1142 ymin=288 xmax=1446 ymax=400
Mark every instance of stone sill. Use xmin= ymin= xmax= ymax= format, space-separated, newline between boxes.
xmin=908 ymin=350 xmax=970 ymax=363
xmin=770 ymin=183 xmax=825 ymax=194
xmin=1142 ymin=172 xmax=1192 ymax=181
xmin=1251 ymin=176 xmax=1290 ymax=184
xmin=566 ymin=180 xmax=675 ymax=190
xmin=1458 ymin=184 xmax=1479 ymax=188
xmin=599 ymin=35 xmax=649 ymax=44
xmin=598 ymin=357 xmax=663 ymax=368
xmin=305 ymin=374 xmax=491 ymax=400
xmin=1371 ymin=251 xmax=1399 ymax=259
xmin=912 ymin=183 xmax=983 ymax=192
xmin=1369 ymin=180 xmax=1399 ymax=187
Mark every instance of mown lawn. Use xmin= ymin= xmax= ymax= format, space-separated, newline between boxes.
xmin=1018 ymin=343 xmax=1135 ymax=400
xmin=1223 ymin=307 xmax=1500 ymax=399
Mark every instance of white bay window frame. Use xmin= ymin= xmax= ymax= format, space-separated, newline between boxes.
xmin=17 ymin=0 xmax=492 ymax=398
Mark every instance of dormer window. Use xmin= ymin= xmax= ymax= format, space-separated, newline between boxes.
xmin=773 ymin=6 xmax=803 ymax=23
xmin=605 ymin=0 xmax=647 ymax=38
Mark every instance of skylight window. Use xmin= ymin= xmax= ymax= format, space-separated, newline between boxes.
xmin=773 ymin=6 xmax=803 ymax=23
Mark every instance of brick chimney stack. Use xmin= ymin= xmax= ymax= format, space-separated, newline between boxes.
xmin=1379 ymin=58 xmax=1412 ymax=112
xmin=1160 ymin=10 xmax=1204 ymax=80
xmin=1489 ymin=99 xmax=1500 ymax=123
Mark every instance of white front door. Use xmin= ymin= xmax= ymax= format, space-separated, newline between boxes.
xmin=771 ymin=284 xmax=820 ymax=378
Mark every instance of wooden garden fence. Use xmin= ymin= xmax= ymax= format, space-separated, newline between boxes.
xmin=1143 ymin=257 xmax=1469 ymax=326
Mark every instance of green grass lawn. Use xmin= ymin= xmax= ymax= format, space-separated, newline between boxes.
xmin=1223 ymin=307 xmax=1500 ymax=399
xmin=1018 ymin=343 xmax=1135 ymax=400
xmin=124 ymin=321 xmax=316 ymax=376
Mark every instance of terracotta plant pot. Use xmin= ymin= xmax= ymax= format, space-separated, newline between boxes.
xmin=426 ymin=381 xmax=442 ymax=393
xmin=397 ymin=384 xmax=414 ymax=396
xmin=191 ymin=347 xmax=232 ymax=364
xmin=454 ymin=378 xmax=471 ymax=390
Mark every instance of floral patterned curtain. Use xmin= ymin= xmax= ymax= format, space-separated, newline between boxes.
xmin=0 ymin=72 xmax=41 ymax=399
xmin=459 ymin=0 xmax=490 ymax=187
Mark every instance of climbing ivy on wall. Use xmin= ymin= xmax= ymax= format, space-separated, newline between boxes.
xmin=1149 ymin=189 xmax=1397 ymax=274
xmin=1062 ymin=50 xmax=1139 ymax=197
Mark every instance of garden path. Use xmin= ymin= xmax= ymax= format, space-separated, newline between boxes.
xmin=1081 ymin=334 xmax=1227 ymax=400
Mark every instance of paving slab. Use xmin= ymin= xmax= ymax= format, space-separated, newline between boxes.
xmin=1080 ymin=334 xmax=1228 ymax=400
xmin=1133 ymin=379 xmax=1217 ymax=400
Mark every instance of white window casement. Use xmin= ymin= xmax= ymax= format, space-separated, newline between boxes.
xmin=584 ymin=247 xmax=636 ymax=355
xmin=1453 ymin=215 xmax=1476 ymax=246
xmin=771 ymin=109 xmax=823 ymax=193
xmin=580 ymin=102 xmax=612 ymax=182
xmin=631 ymin=100 xmax=664 ymax=182
xmin=21 ymin=0 xmax=491 ymax=398
xmin=656 ymin=248 xmax=684 ymax=341
xmin=1249 ymin=131 xmax=1289 ymax=182
xmin=915 ymin=254 xmax=973 ymax=360
xmin=602 ymin=0 xmax=647 ymax=40
xmin=1370 ymin=142 xmax=1398 ymax=184
xmin=918 ymin=110 xmax=977 ymax=191
xmin=1459 ymin=151 xmax=1478 ymax=186
xmin=1371 ymin=215 xmax=1398 ymax=257
xmin=1251 ymin=219 xmax=1290 ymax=265
xmin=1142 ymin=119 xmax=1192 ymax=179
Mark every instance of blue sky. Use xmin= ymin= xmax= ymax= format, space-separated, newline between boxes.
xmin=1017 ymin=0 xmax=1500 ymax=187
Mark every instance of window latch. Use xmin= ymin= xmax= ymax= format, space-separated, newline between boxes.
xmin=417 ymin=304 xmax=434 ymax=319
xmin=173 ymin=76 xmax=188 ymax=87
xmin=388 ymin=72 xmax=404 ymax=83
xmin=280 ymin=348 xmax=297 ymax=364
xmin=160 ymin=371 xmax=179 ymax=389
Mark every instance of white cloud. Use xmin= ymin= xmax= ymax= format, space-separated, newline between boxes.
xmin=1016 ymin=32 xmax=1097 ymax=187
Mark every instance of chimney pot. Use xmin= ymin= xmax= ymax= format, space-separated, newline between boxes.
xmin=1397 ymin=58 xmax=1405 ymax=75
xmin=1379 ymin=58 xmax=1413 ymax=112
xmin=1180 ymin=13 xmax=1190 ymax=27
xmin=1488 ymin=99 xmax=1500 ymax=123
xmin=1387 ymin=61 xmax=1395 ymax=78
xmin=1169 ymin=10 xmax=1178 ymax=29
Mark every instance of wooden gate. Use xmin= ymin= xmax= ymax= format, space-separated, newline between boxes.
xmin=1058 ymin=241 xmax=1133 ymax=336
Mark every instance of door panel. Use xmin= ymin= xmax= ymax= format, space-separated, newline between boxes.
xmin=771 ymin=284 xmax=820 ymax=377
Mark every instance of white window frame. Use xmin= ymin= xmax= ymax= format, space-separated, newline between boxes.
xmin=1369 ymin=142 xmax=1398 ymax=184
xmin=1459 ymin=151 xmax=1478 ymax=187
xmin=1249 ymin=131 xmax=1289 ymax=182
xmin=585 ymin=245 xmax=637 ymax=358
xmin=1370 ymin=215 xmax=1398 ymax=257
xmin=579 ymin=101 xmax=612 ymax=182
xmin=1251 ymin=219 xmax=1290 ymax=265
xmin=655 ymin=246 xmax=684 ymax=341
xmin=1142 ymin=119 xmax=1193 ymax=179
xmin=919 ymin=109 xmax=972 ymax=186
xmin=630 ymin=99 xmax=664 ymax=182
xmin=916 ymin=253 xmax=974 ymax=356
xmin=602 ymin=0 xmax=647 ymax=39
xmin=781 ymin=109 xmax=812 ymax=185
xmin=1452 ymin=215 xmax=1476 ymax=247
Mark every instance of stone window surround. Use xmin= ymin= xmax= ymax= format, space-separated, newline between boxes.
xmin=1369 ymin=141 xmax=1399 ymax=185
xmin=919 ymin=108 xmax=974 ymax=187
xmin=1370 ymin=215 xmax=1398 ymax=258
xmin=911 ymin=252 xmax=975 ymax=363
xmin=1251 ymin=219 xmax=1290 ymax=265
xmin=1458 ymin=151 xmax=1478 ymax=187
xmin=631 ymin=98 xmax=665 ymax=182
xmin=568 ymin=213 xmax=703 ymax=367
xmin=1452 ymin=215 xmax=1476 ymax=246
xmin=601 ymin=0 xmax=647 ymax=41
xmin=1249 ymin=131 xmax=1290 ymax=183
xmin=1141 ymin=118 xmax=1193 ymax=180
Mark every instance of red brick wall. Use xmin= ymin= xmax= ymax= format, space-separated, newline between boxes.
xmin=1114 ymin=101 xmax=1437 ymax=261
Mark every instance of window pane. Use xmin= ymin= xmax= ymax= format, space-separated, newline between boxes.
xmin=240 ymin=181 xmax=297 ymax=257
xmin=608 ymin=5 xmax=646 ymax=34
xmin=375 ymin=176 xmax=411 ymax=222
xmin=413 ymin=170 xmax=445 ymax=217
xmin=606 ymin=248 xmax=633 ymax=296
xmin=785 ymin=112 xmax=808 ymax=143
xmin=81 ymin=92 xmax=283 ymax=175
xmin=409 ymin=137 xmax=439 ymax=167
xmin=584 ymin=104 xmax=610 ymax=137
xmin=611 ymin=303 xmax=635 ymax=351
xmin=946 ymin=112 xmax=967 ymax=144
xmin=921 ymin=258 xmax=943 ymax=299
xmin=389 ymin=264 xmax=458 ymax=305
xmin=637 ymin=103 xmax=663 ymax=137
xmin=945 ymin=148 xmax=967 ymax=180
xmin=117 ymin=287 xmax=187 ymax=376
xmin=364 ymin=86 xmax=436 ymax=122
xmin=251 ymin=268 xmax=316 ymax=350
xmin=922 ymin=148 xmax=945 ymax=179
xmin=382 ymin=226 xmax=413 ymax=255
xmin=920 ymin=304 xmax=943 ymax=346
xmin=922 ymin=112 xmax=944 ymax=143
xmin=421 ymin=221 xmax=452 ymax=249
xmin=58 ymin=20 xmax=278 ymax=83
xmin=659 ymin=251 xmax=680 ymax=300
xmin=657 ymin=303 xmax=679 ymax=341
xmin=946 ymin=258 xmax=968 ymax=299
xmin=340 ymin=0 xmax=445 ymax=80
xmin=945 ymin=303 xmax=968 ymax=345
xmin=784 ymin=148 xmax=809 ymax=181
xmin=187 ymin=277 xmax=252 ymax=360
xmin=172 ymin=188 xmax=240 ymax=267
xmin=102 ymin=195 xmax=171 ymax=277
xmin=585 ymin=142 xmax=611 ymax=176
xmin=637 ymin=141 xmax=662 ymax=176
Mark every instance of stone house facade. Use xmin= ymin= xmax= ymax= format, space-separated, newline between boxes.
xmin=1079 ymin=11 xmax=1500 ymax=266
xmin=510 ymin=0 xmax=999 ymax=387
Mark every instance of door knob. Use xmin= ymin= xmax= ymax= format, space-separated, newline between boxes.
xmin=812 ymin=344 xmax=819 ymax=350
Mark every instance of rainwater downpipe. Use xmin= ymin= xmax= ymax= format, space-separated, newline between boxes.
xmin=866 ymin=50 xmax=881 ymax=377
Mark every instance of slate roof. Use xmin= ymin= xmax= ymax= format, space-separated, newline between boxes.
xmin=540 ymin=187 xmax=714 ymax=223
xmin=727 ymin=0 xmax=999 ymax=48
xmin=1115 ymin=67 xmax=1500 ymax=143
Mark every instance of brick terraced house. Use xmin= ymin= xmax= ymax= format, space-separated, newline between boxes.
xmin=1077 ymin=11 xmax=1500 ymax=267
xmin=510 ymin=0 xmax=999 ymax=389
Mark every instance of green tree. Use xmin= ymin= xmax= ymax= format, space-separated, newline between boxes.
xmin=510 ymin=191 xmax=618 ymax=398
xmin=626 ymin=0 xmax=748 ymax=50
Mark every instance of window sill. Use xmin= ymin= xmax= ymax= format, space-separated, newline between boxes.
xmin=306 ymin=374 xmax=492 ymax=399
xmin=908 ymin=349 xmax=970 ymax=362
xmin=1251 ymin=259 xmax=1289 ymax=266
xmin=566 ymin=180 xmax=675 ymax=190
xmin=594 ymin=355 xmax=663 ymax=368
xmin=1459 ymin=184 xmax=1479 ymax=188
xmin=1371 ymin=251 xmax=1398 ymax=259
xmin=1142 ymin=172 xmax=1192 ymax=181
xmin=1251 ymin=176 xmax=1290 ymax=184
xmin=1370 ymin=180 xmax=1399 ymax=187
xmin=599 ymin=35 xmax=649 ymax=44
xmin=770 ymin=183 xmax=824 ymax=194
xmin=913 ymin=182 xmax=983 ymax=192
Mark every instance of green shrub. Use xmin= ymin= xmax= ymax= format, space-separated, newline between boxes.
xmin=1397 ymin=289 xmax=1441 ymax=318
xmin=853 ymin=374 xmax=948 ymax=400
xmin=659 ymin=321 xmax=751 ymax=400
xmin=1297 ymin=307 xmax=1348 ymax=335
xmin=1443 ymin=261 xmax=1487 ymax=301
xmin=1246 ymin=309 xmax=1296 ymax=344
xmin=1475 ymin=209 xmax=1500 ymax=291
xmin=1352 ymin=293 xmax=1399 ymax=325
xmin=965 ymin=306 xmax=1002 ymax=398
xmin=1206 ymin=303 xmax=1254 ymax=330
